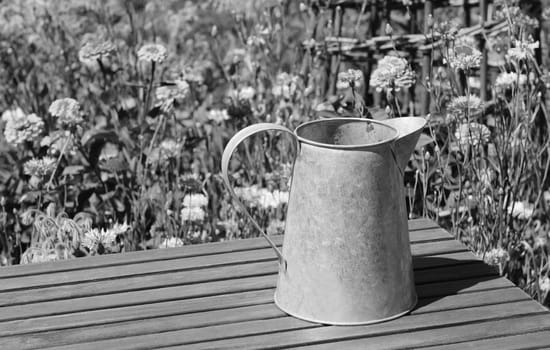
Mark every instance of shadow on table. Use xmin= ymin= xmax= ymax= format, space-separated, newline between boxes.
xmin=412 ymin=255 xmax=500 ymax=310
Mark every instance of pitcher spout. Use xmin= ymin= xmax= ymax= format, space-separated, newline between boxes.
xmin=382 ymin=117 xmax=427 ymax=170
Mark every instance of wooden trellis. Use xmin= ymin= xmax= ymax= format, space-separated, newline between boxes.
xmin=308 ymin=0 xmax=504 ymax=115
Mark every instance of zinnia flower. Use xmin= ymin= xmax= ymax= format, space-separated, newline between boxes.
xmin=447 ymin=95 xmax=483 ymax=121
xmin=182 ymin=193 xmax=208 ymax=208
xmin=507 ymin=201 xmax=535 ymax=220
xmin=238 ymin=86 xmax=255 ymax=100
xmin=336 ymin=69 xmax=363 ymax=90
xmin=23 ymin=157 xmax=57 ymax=177
xmin=207 ymin=109 xmax=230 ymax=124
xmin=454 ymin=122 xmax=491 ymax=148
xmin=81 ymin=227 xmax=118 ymax=251
xmin=272 ymin=72 xmax=300 ymax=99
xmin=181 ymin=207 xmax=206 ymax=222
xmin=48 ymin=98 xmax=82 ymax=125
xmin=507 ymin=40 xmax=539 ymax=61
xmin=370 ymin=56 xmax=415 ymax=92
xmin=159 ymin=236 xmax=184 ymax=248
xmin=446 ymin=44 xmax=482 ymax=71
xmin=2 ymin=108 xmax=44 ymax=145
xmin=495 ymin=72 xmax=527 ymax=89
xmin=155 ymin=80 xmax=189 ymax=111
xmin=137 ymin=43 xmax=168 ymax=63
xmin=78 ymin=40 xmax=116 ymax=64
xmin=483 ymin=247 xmax=509 ymax=266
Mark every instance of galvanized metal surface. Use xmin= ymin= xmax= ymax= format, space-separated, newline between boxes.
xmin=222 ymin=117 xmax=426 ymax=325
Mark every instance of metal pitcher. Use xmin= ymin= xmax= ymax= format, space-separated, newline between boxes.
xmin=221 ymin=117 xmax=427 ymax=325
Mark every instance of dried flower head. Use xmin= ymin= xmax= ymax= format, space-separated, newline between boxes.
xmin=506 ymin=39 xmax=539 ymax=61
xmin=336 ymin=69 xmax=363 ymax=90
xmin=23 ymin=157 xmax=57 ymax=177
xmin=447 ymin=95 xmax=483 ymax=121
xmin=495 ymin=72 xmax=527 ymax=89
xmin=446 ymin=44 xmax=482 ymax=71
xmin=370 ymin=56 xmax=415 ymax=92
xmin=2 ymin=108 xmax=44 ymax=145
xmin=182 ymin=193 xmax=208 ymax=208
xmin=48 ymin=98 xmax=82 ymax=125
xmin=207 ymin=109 xmax=230 ymax=124
xmin=137 ymin=43 xmax=168 ymax=63
xmin=78 ymin=40 xmax=116 ymax=63
xmin=454 ymin=122 xmax=491 ymax=148
xmin=181 ymin=207 xmax=206 ymax=222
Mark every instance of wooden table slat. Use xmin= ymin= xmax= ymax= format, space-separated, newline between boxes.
xmin=154 ymin=303 xmax=549 ymax=350
xmin=0 ymin=289 xmax=536 ymax=350
xmin=420 ymin=330 xmax=550 ymax=350
xmin=290 ymin=313 xmax=550 ymax=350
xmin=0 ymin=218 xmax=440 ymax=279
xmin=0 ymin=275 xmax=513 ymax=338
xmin=0 ymin=251 xmax=497 ymax=322
xmin=0 ymin=230 xmax=456 ymax=293
xmin=0 ymin=218 xmax=547 ymax=350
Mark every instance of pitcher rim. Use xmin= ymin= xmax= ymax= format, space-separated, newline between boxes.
xmin=294 ymin=117 xmax=399 ymax=149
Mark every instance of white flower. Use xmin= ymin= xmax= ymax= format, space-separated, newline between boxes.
xmin=336 ymin=69 xmax=363 ymax=90
xmin=182 ymin=193 xmax=208 ymax=208
xmin=540 ymin=276 xmax=550 ymax=293
xmin=495 ymin=72 xmax=527 ymax=89
xmin=181 ymin=207 xmax=206 ymax=222
xmin=81 ymin=228 xmax=118 ymax=250
xmin=23 ymin=157 xmax=57 ymax=177
xmin=238 ymin=86 xmax=255 ymax=100
xmin=370 ymin=56 xmax=415 ymax=92
xmin=447 ymin=95 xmax=483 ymax=121
xmin=159 ymin=236 xmax=184 ymax=249
xmin=137 ymin=43 xmax=168 ymax=63
xmin=272 ymin=72 xmax=300 ymax=99
xmin=506 ymin=40 xmax=539 ymax=61
xmin=446 ymin=45 xmax=482 ymax=71
xmin=507 ymin=201 xmax=535 ymax=220
xmin=48 ymin=98 xmax=82 ymax=125
xmin=234 ymin=186 xmax=289 ymax=209
xmin=2 ymin=108 xmax=44 ymax=145
xmin=483 ymin=247 xmax=508 ymax=266
xmin=207 ymin=109 xmax=230 ymax=124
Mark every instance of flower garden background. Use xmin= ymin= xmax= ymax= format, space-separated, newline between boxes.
xmin=1 ymin=0 xmax=550 ymax=307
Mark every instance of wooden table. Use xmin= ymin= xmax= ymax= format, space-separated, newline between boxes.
xmin=1 ymin=218 xmax=549 ymax=349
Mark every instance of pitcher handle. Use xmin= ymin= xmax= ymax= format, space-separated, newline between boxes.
xmin=221 ymin=123 xmax=298 ymax=269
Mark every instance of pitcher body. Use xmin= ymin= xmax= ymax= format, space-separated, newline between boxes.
xmin=222 ymin=117 xmax=426 ymax=325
